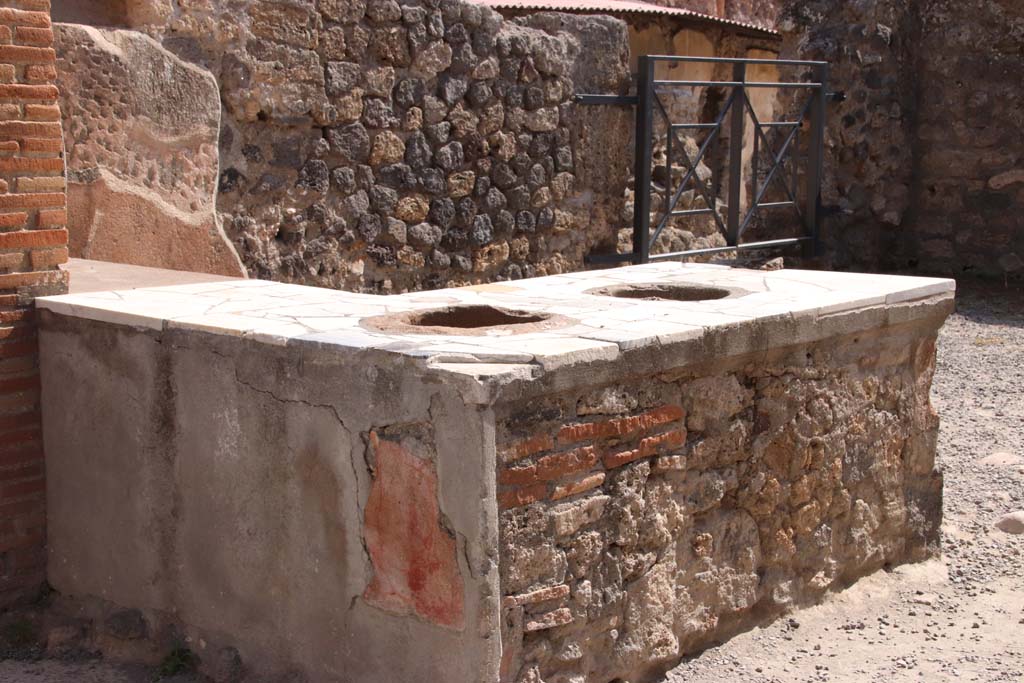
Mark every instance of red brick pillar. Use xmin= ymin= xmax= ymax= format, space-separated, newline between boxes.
xmin=0 ymin=0 xmax=68 ymax=607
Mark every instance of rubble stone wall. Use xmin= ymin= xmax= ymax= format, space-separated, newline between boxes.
xmin=0 ymin=0 xmax=68 ymax=608
xmin=757 ymin=0 xmax=918 ymax=272
xmin=48 ymin=0 xmax=1023 ymax=281
xmin=723 ymin=0 xmax=779 ymax=28
xmin=495 ymin=319 xmax=943 ymax=682
xmin=106 ymin=0 xmax=633 ymax=292
xmin=907 ymin=0 xmax=1024 ymax=277
xmin=761 ymin=0 xmax=1023 ymax=277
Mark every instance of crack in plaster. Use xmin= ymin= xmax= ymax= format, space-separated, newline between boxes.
xmin=230 ymin=367 xmax=375 ymax=614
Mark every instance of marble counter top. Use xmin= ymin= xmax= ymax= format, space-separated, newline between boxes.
xmin=38 ymin=263 xmax=955 ymax=378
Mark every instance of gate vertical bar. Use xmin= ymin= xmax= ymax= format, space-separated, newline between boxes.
xmin=752 ymin=119 xmax=759 ymax=209
xmin=803 ymin=63 xmax=827 ymax=258
xmin=665 ymin=125 xmax=672 ymax=218
xmin=726 ymin=62 xmax=746 ymax=246
xmin=632 ymin=56 xmax=654 ymax=264
xmin=791 ymin=127 xmax=800 ymax=198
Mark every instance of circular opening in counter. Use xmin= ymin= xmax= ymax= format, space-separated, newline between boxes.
xmin=411 ymin=305 xmax=547 ymax=328
xmin=587 ymin=283 xmax=734 ymax=302
xmin=363 ymin=305 xmax=573 ymax=336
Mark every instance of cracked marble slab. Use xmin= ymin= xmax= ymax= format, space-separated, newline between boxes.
xmin=38 ymin=264 xmax=956 ymax=376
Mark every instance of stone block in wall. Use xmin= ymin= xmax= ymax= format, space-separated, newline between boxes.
xmin=53 ymin=24 xmax=244 ymax=277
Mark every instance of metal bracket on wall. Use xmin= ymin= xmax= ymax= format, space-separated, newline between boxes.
xmin=573 ymin=94 xmax=638 ymax=106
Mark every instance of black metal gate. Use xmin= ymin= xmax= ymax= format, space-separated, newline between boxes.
xmin=580 ymin=55 xmax=829 ymax=265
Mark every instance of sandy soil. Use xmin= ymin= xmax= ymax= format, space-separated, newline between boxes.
xmin=1 ymin=277 xmax=1021 ymax=683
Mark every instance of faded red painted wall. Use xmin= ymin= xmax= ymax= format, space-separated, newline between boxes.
xmin=362 ymin=431 xmax=465 ymax=629
xmin=0 ymin=0 xmax=68 ymax=606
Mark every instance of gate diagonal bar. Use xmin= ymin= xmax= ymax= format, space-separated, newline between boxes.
xmin=577 ymin=55 xmax=830 ymax=264
xmin=650 ymin=89 xmax=736 ymax=246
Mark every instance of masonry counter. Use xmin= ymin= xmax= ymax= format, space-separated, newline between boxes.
xmin=37 ymin=263 xmax=954 ymax=683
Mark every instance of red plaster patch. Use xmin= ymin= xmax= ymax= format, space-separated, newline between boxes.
xmin=362 ymin=432 xmax=465 ymax=630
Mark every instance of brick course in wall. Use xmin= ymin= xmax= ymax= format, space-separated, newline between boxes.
xmin=495 ymin=323 xmax=945 ymax=682
xmin=0 ymin=0 xmax=67 ymax=607
xmin=497 ymin=405 xmax=687 ymax=510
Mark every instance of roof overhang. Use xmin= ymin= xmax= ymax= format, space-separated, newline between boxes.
xmin=469 ymin=0 xmax=780 ymax=39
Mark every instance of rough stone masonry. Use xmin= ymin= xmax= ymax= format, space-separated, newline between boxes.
xmin=47 ymin=0 xmax=1024 ymax=283
xmin=749 ymin=0 xmax=1024 ymax=278
xmin=494 ymin=326 xmax=943 ymax=682
xmin=36 ymin=264 xmax=953 ymax=681
xmin=55 ymin=0 xmax=634 ymax=291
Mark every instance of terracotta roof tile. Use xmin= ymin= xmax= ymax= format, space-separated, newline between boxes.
xmin=469 ymin=0 xmax=779 ymax=36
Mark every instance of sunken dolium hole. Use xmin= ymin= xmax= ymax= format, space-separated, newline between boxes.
xmin=588 ymin=283 xmax=733 ymax=302
xmin=407 ymin=305 xmax=548 ymax=329
xmin=361 ymin=304 xmax=568 ymax=336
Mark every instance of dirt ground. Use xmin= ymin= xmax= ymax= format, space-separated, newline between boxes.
xmin=1 ymin=277 xmax=1021 ymax=683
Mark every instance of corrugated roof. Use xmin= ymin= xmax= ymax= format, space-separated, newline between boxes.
xmin=470 ymin=0 xmax=779 ymax=37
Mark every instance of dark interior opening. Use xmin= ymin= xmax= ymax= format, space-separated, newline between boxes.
xmin=589 ymin=283 xmax=733 ymax=302
xmin=408 ymin=305 xmax=548 ymax=329
xmin=52 ymin=0 xmax=129 ymax=27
